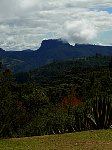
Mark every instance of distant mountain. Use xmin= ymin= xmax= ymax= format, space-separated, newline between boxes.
xmin=35 ymin=39 xmax=81 ymax=66
xmin=0 ymin=39 xmax=112 ymax=72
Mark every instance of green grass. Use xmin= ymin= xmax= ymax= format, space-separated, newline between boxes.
xmin=0 ymin=129 xmax=112 ymax=150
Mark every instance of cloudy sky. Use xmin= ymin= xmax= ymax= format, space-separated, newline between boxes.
xmin=0 ymin=0 xmax=112 ymax=50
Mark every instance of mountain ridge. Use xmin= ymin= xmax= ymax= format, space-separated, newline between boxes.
xmin=0 ymin=39 xmax=112 ymax=72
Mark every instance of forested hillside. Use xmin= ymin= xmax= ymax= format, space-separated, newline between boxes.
xmin=0 ymin=55 xmax=112 ymax=138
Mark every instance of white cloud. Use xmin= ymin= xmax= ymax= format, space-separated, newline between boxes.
xmin=62 ymin=20 xmax=98 ymax=43
xmin=20 ymin=0 xmax=38 ymax=9
xmin=0 ymin=0 xmax=112 ymax=50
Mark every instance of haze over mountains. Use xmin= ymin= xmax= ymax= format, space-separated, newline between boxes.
xmin=0 ymin=39 xmax=112 ymax=72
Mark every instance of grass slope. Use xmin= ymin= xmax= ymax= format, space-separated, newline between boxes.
xmin=0 ymin=129 xmax=112 ymax=150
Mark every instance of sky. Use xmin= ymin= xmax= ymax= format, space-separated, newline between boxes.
xmin=0 ymin=0 xmax=112 ymax=50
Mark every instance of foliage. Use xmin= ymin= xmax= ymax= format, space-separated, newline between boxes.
xmin=0 ymin=56 xmax=112 ymax=138
xmin=86 ymin=96 xmax=112 ymax=129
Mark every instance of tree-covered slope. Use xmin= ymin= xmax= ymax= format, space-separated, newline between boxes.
xmin=28 ymin=55 xmax=111 ymax=85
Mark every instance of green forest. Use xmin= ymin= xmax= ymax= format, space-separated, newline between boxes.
xmin=0 ymin=55 xmax=112 ymax=138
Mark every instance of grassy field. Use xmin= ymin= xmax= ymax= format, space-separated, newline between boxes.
xmin=0 ymin=129 xmax=112 ymax=150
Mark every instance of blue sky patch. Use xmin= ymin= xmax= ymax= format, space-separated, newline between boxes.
xmin=101 ymin=7 xmax=112 ymax=13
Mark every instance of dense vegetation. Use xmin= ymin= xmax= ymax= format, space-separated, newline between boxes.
xmin=0 ymin=55 xmax=112 ymax=138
